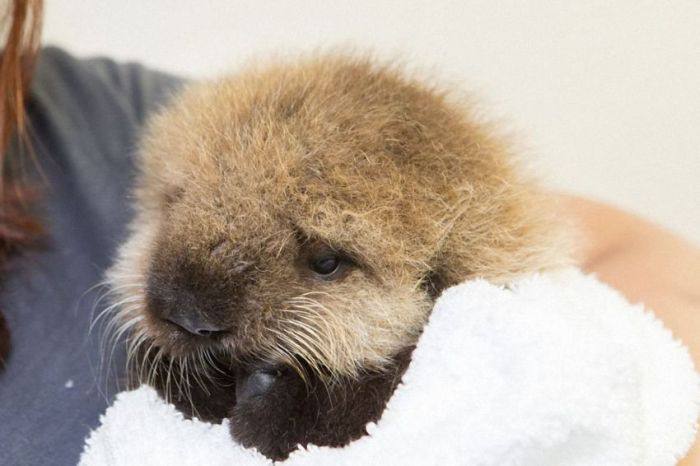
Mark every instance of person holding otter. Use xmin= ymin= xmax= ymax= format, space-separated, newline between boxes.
xmin=0 ymin=1 xmax=698 ymax=465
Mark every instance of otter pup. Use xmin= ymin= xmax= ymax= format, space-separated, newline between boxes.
xmin=106 ymin=54 xmax=564 ymax=461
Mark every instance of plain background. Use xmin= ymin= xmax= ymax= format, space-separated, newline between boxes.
xmin=42 ymin=0 xmax=700 ymax=244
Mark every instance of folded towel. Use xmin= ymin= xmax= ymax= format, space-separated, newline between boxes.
xmin=80 ymin=269 xmax=700 ymax=466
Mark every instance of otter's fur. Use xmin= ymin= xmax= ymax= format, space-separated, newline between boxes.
xmin=105 ymin=54 xmax=565 ymax=460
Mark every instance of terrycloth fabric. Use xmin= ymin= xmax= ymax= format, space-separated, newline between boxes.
xmin=80 ymin=269 xmax=700 ymax=466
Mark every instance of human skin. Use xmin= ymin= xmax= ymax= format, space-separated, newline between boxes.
xmin=560 ymin=195 xmax=700 ymax=465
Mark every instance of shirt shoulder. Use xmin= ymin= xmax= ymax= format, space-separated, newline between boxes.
xmin=22 ymin=47 xmax=187 ymax=246
xmin=33 ymin=46 xmax=185 ymax=129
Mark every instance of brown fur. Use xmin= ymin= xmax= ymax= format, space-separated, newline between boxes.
xmin=104 ymin=53 xmax=567 ymax=460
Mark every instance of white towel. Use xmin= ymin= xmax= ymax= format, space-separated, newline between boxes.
xmin=80 ymin=269 xmax=700 ymax=466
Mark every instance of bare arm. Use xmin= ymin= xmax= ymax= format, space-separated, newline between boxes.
xmin=560 ymin=195 xmax=700 ymax=465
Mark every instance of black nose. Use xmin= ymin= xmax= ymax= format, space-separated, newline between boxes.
xmin=146 ymin=253 xmax=238 ymax=338
xmin=165 ymin=312 xmax=227 ymax=337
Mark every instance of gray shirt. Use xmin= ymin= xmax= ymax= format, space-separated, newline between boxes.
xmin=0 ymin=47 xmax=183 ymax=465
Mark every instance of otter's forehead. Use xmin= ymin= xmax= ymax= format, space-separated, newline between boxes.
xmin=138 ymin=55 xmax=516 ymax=270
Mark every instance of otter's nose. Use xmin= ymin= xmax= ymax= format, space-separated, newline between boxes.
xmin=146 ymin=256 xmax=236 ymax=338
xmin=165 ymin=311 xmax=227 ymax=337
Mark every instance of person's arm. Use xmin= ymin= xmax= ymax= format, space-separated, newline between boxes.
xmin=559 ymin=195 xmax=700 ymax=465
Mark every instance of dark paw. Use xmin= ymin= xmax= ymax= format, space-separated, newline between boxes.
xmin=230 ymin=350 xmax=412 ymax=461
xmin=144 ymin=348 xmax=412 ymax=462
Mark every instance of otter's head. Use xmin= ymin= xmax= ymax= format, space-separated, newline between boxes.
xmin=106 ymin=55 xmax=560 ymax=460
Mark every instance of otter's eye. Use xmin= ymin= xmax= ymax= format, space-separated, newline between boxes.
xmin=310 ymin=254 xmax=341 ymax=277
xmin=296 ymin=234 xmax=353 ymax=280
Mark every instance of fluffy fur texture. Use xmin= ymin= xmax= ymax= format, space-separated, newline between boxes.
xmin=103 ymin=54 xmax=567 ymax=460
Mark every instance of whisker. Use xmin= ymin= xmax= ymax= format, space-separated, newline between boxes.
xmin=165 ymin=357 xmax=175 ymax=404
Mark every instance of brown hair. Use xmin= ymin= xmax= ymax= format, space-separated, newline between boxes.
xmin=0 ymin=0 xmax=44 ymax=367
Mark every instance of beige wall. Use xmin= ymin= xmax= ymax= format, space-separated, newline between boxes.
xmin=44 ymin=0 xmax=700 ymax=244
